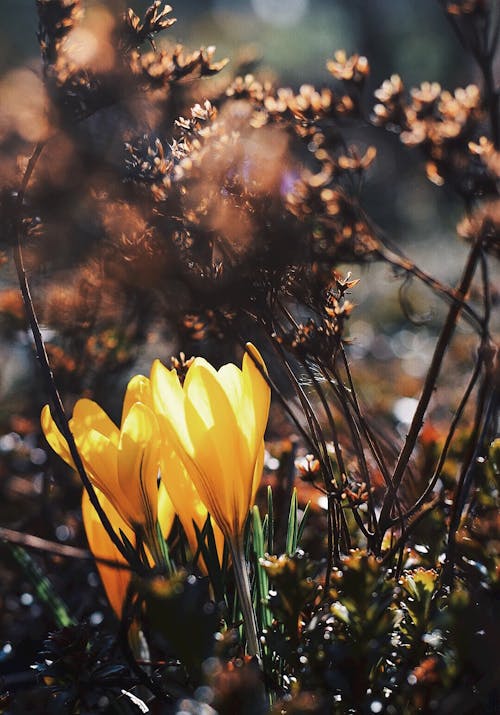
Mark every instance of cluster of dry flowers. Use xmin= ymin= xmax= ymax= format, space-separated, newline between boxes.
xmin=0 ymin=0 xmax=498 ymax=712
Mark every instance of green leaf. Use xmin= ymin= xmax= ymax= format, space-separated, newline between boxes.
xmin=6 ymin=544 xmax=74 ymax=628
xmin=252 ymin=506 xmax=272 ymax=631
xmin=266 ymin=484 xmax=274 ymax=555
xmin=155 ymin=519 xmax=174 ymax=575
xmin=286 ymin=488 xmax=298 ymax=555
xmin=296 ymin=500 xmax=311 ymax=547
xmin=193 ymin=516 xmax=226 ymax=605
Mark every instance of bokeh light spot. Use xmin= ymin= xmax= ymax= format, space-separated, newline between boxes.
xmin=251 ymin=0 xmax=309 ymax=27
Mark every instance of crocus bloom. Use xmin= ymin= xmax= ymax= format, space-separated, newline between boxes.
xmin=151 ymin=343 xmax=270 ymax=544
xmin=41 ymin=377 xmax=166 ymax=552
xmin=151 ymin=344 xmax=270 ymax=656
xmin=122 ymin=375 xmax=225 ymax=565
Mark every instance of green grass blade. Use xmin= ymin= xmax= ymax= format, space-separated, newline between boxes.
xmin=193 ymin=517 xmax=225 ymax=604
xmin=6 ymin=544 xmax=74 ymax=628
xmin=252 ymin=506 xmax=271 ymax=631
xmin=156 ymin=520 xmax=174 ymax=576
xmin=262 ymin=514 xmax=269 ymax=551
xmin=243 ymin=512 xmax=252 ymax=561
xmin=266 ymin=485 xmax=274 ymax=555
xmin=286 ymin=488 xmax=298 ymax=555
xmin=296 ymin=500 xmax=311 ymax=548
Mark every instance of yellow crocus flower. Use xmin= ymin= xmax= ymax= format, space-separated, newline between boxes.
xmin=151 ymin=343 xmax=270 ymax=656
xmin=41 ymin=378 xmax=164 ymax=549
xmin=151 ymin=344 xmax=270 ymax=543
xmin=123 ymin=375 xmax=225 ymax=565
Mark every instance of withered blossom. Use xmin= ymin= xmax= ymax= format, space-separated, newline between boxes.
xmin=373 ymin=74 xmax=406 ymax=127
xmin=457 ymin=198 xmax=500 ymax=258
xmin=295 ymin=453 xmax=321 ymax=481
xmin=374 ymin=75 xmax=492 ymax=196
xmin=36 ymin=0 xmax=83 ymax=65
xmin=130 ymin=45 xmax=228 ymax=89
xmin=326 ymin=51 xmax=370 ymax=84
xmin=123 ymin=1 xmax=176 ymax=49
xmin=226 ymin=74 xmax=270 ymax=103
xmin=469 ymin=136 xmax=500 ymax=180
xmin=265 ymin=84 xmax=335 ymax=124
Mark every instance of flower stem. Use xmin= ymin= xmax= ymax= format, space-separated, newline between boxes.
xmin=229 ymin=537 xmax=261 ymax=658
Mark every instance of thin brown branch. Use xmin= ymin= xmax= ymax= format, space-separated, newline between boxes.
xmin=381 ymin=495 xmax=440 ymax=569
xmin=378 ymin=234 xmax=483 ymax=538
xmin=11 ymin=143 xmax=144 ymax=572
xmin=401 ymin=355 xmax=482 ymax=522
xmin=442 ymin=373 xmax=495 ymax=585
xmin=0 ymin=526 xmax=132 ymax=571
xmin=0 ymin=526 xmax=90 ymax=560
xmin=299 ymin=357 xmax=368 ymax=544
xmin=318 ymin=359 xmax=379 ymax=540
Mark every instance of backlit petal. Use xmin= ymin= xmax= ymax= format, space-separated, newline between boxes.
xmin=41 ymin=405 xmax=75 ymax=469
xmin=151 ymin=360 xmax=194 ymax=458
xmin=122 ymin=374 xmax=152 ymax=425
xmin=152 ymin=346 xmax=270 ymax=542
xmin=217 ymin=363 xmax=244 ymax=417
xmin=160 ymin=445 xmax=224 ymax=564
xmin=73 ymin=399 xmax=120 ymax=446
xmin=242 ymin=344 xmax=271 ymax=457
xmin=217 ymin=360 xmax=255 ymax=510
xmin=184 ymin=360 xmax=245 ymax=534
xmin=251 ymin=441 xmax=265 ymax=506
xmin=118 ymin=402 xmax=161 ymax=529
xmin=157 ymin=481 xmax=175 ymax=540
xmin=74 ymin=427 xmax=120 ymax=506
xmin=82 ymin=488 xmax=131 ymax=619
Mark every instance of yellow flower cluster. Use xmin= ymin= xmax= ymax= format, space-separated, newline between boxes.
xmin=41 ymin=344 xmax=270 ymax=620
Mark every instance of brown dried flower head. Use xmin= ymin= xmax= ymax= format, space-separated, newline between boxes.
xmin=457 ymin=199 xmax=500 ymax=258
xmin=327 ymin=50 xmax=369 ymax=84
xmin=373 ymin=74 xmax=405 ymax=127
xmin=295 ymin=454 xmax=321 ymax=482
xmin=469 ymin=136 xmax=500 ymax=180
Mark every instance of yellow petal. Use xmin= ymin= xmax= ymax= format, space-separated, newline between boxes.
xmin=160 ymin=446 xmax=209 ymax=552
xmin=82 ymin=488 xmax=132 ymax=620
xmin=152 ymin=361 xmax=216 ymax=531
xmin=217 ymin=362 xmax=244 ymax=415
xmin=242 ymin=344 xmax=270 ymax=447
xmin=151 ymin=359 xmax=194 ymax=458
xmin=251 ymin=440 xmax=265 ymax=506
xmin=41 ymin=405 xmax=134 ymax=529
xmin=72 ymin=399 xmax=120 ymax=446
xmin=157 ymin=481 xmax=175 ymax=540
xmin=122 ymin=374 xmax=152 ymax=425
xmin=161 ymin=452 xmax=225 ymax=571
xmin=239 ymin=345 xmax=270 ymax=511
xmin=41 ymin=405 xmax=75 ymax=469
xmin=184 ymin=359 xmax=244 ymax=535
xmin=217 ymin=360 xmax=257 ymax=509
xmin=73 ymin=427 xmax=122 ymax=506
xmin=118 ymin=402 xmax=161 ymax=529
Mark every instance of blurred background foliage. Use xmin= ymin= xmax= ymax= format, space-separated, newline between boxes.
xmin=0 ymin=0 xmax=488 ymax=418
xmin=0 ymin=1 xmax=498 ymax=713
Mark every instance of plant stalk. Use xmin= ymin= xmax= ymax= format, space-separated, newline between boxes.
xmin=229 ymin=536 xmax=261 ymax=658
xmin=378 ymin=234 xmax=483 ymax=539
